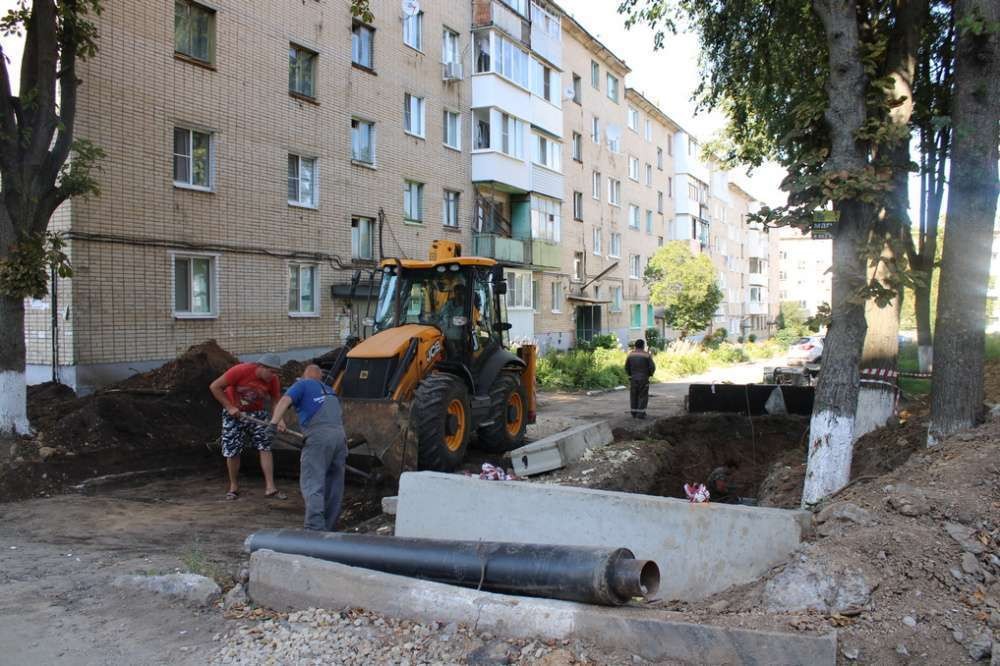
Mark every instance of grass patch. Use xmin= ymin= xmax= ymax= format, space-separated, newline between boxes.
xmin=180 ymin=543 xmax=227 ymax=584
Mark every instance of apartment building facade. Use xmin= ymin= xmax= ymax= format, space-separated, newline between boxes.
xmin=777 ymin=225 xmax=833 ymax=316
xmin=23 ymin=0 xmax=779 ymax=389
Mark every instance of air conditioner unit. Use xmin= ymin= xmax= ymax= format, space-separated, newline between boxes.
xmin=442 ymin=62 xmax=464 ymax=81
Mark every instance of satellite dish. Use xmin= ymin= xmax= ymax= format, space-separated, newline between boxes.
xmin=563 ymin=85 xmax=576 ymax=101
xmin=402 ymin=0 xmax=420 ymax=17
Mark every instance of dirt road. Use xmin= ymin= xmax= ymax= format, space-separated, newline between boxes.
xmin=530 ymin=360 xmax=776 ymax=439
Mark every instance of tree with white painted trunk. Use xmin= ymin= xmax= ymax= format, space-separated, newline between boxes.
xmin=927 ymin=0 xmax=1000 ymax=445
xmin=0 ymin=1 xmax=104 ymax=437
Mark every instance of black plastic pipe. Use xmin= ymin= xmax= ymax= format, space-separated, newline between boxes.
xmin=245 ymin=529 xmax=659 ymax=606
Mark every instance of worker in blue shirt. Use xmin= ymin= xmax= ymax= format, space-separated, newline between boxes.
xmin=268 ymin=365 xmax=347 ymax=531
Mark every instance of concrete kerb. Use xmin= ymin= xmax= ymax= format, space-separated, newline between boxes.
xmin=508 ymin=421 xmax=614 ymax=477
xmin=249 ymin=549 xmax=837 ymax=665
xmin=395 ymin=472 xmax=811 ymax=601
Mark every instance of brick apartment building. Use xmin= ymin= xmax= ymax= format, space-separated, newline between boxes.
xmin=23 ymin=0 xmax=779 ymax=392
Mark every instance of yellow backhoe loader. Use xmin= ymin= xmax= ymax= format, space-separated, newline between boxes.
xmin=327 ymin=240 xmax=536 ymax=477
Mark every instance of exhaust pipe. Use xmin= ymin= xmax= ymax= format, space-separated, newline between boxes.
xmin=244 ymin=529 xmax=659 ymax=606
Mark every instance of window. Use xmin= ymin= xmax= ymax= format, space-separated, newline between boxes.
xmin=403 ymin=11 xmax=423 ymax=50
xmin=351 ymin=118 xmax=375 ymax=164
xmin=289 ymin=44 xmax=317 ymax=98
xmin=591 ymin=60 xmax=600 ymax=88
xmin=532 ymin=279 xmax=540 ymax=312
xmin=473 ymin=109 xmax=491 ymax=150
xmin=404 ymin=93 xmax=425 ymax=137
xmin=668 ymin=176 xmax=673 ymax=197
xmin=572 ymin=132 xmax=582 ymax=161
xmin=288 ymin=264 xmax=318 ymax=315
xmin=657 ymin=191 xmax=664 ymax=214
xmin=657 ymin=147 xmax=664 ymax=170
xmin=443 ymin=190 xmax=460 ymax=227
xmin=593 ymin=227 xmax=602 ymax=255
xmin=287 ymin=155 xmax=317 ymax=207
xmin=689 ymin=182 xmax=700 ymax=201
xmin=645 ymin=210 xmax=653 ymax=233
xmin=531 ymin=195 xmax=561 ymax=243
xmin=689 ymin=135 xmax=698 ymax=155
xmin=572 ymin=74 xmax=582 ymax=103
xmin=508 ymin=0 xmax=529 ymax=16
xmin=403 ymin=180 xmax=424 ymax=222
xmin=535 ymin=134 xmax=561 ymax=170
xmin=591 ymin=116 xmax=600 ymax=144
xmin=657 ymin=236 xmax=663 ymax=247
xmin=573 ymin=191 xmax=583 ymax=220
xmin=442 ymin=28 xmax=460 ymax=65
xmin=749 ymin=257 xmax=764 ymax=274
xmin=175 ymin=0 xmax=215 ymax=63
xmin=779 ymin=271 xmax=787 ymax=280
xmin=443 ymin=110 xmax=461 ymax=150
xmin=475 ymin=31 xmax=491 ymax=72
xmin=501 ymin=113 xmax=525 ymax=158
xmin=612 ymin=286 xmax=622 ymax=312
xmin=494 ymin=33 xmax=529 ymax=87
xmin=173 ymin=127 xmax=212 ymax=189
xmin=750 ymin=286 xmax=762 ymax=303
xmin=352 ymin=22 xmax=374 ymax=69
xmin=505 ymin=272 xmax=532 ymax=309
xmin=173 ymin=254 xmax=216 ymax=317
xmin=606 ymin=73 xmax=619 ymax=102
xmin=592 ymin=171 xmax=601 ymax=200
xmin=352 ymin=216 xmax=374 ymax=260
xmin=628 ymin=156 xmax=639 ymax=181
xmin=551 ymin=281 xmax=563 ymax=312
xmin=530 ymin=59 xmax=557 ymax=104
xmin=645 ymin=119 xmax=653 ymax=141
xmin=630 ymin=303 xmax=642 ymax=328
xmin=667 ymin=134 xmax=673 ymax=155
xmin=628 ymin=106 xmax=639 ymax=131
xmin=647 ymin=304 xmax=654 ymax=326
xmin=610 ymin=233 xmax=622 ymax=257
xmin=629 ymin=254 xmax=641 ymax=279
xmin=645 ymin=163 xmax=653 ymax=186
xmin=608 ymin=178 xmax=621 ymax=206
xmin=628 ymin=205 xmax=640 ymax=229
xmin=573 ymin=252 xmax=584 ymax=281
xmin=608 ymin=132 xmax=620 ymax=154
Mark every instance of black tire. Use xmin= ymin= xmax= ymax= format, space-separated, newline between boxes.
xmin=412 ymin=373 xmax=471 ymax=472
xmin=477 ymin=373 xmax=528 ymax=453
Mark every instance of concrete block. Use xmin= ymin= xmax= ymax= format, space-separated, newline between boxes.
xmin=381 ymin=496 xmax=398 ymax=515
xmin=509 ymin=421 xmax=613 ymax=476
xmin=250 ymin=550 xmax=836 ymax=665
xmin=395 ymin=472 xmax=810 ymax=601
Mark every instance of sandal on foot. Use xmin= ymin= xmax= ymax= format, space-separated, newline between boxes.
xmin=265 ymin=490 xmax=288 ymax=500
xmin=225 ymin=490 xmax=240 ymax=501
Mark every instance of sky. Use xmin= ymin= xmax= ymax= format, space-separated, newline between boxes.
xmin=557 ymin=0 xmax=789 ymax=207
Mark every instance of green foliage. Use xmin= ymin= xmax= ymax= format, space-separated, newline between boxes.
xmin=575 ymin=333 xmax=621 ymax=352
xmin=644 ymin=242 xmax=723 ymax=337
xmin=779 ymin=301 xmax=807 ymax=330
xmin=58 ymin=139 xmax=105 ymax=200
xmin=703 ymin=328 xmax=728 ymax=349
xmin=350 ymin=0 xmax=374 ymax=24
xmin=644 ymin=327 xmax=665 ymax=351
xmin=0 ymin=231 xmax=72 ymax=299
xmin=536 ymin=348 xmax=629 ymax=391
xmin=747 ymin=333 xmax=757 ymax=343
xmin=805 ymin=303 xmax=831 ymax=332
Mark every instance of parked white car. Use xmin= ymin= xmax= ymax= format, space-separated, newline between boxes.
xmin=787 ymin=336 xmax=824 ymax=366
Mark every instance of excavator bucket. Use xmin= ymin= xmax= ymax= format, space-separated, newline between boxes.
xmin=340 ymin=398 xmax=418 ymax=478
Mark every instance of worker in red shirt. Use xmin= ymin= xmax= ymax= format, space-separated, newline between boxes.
xmin=209 ymin=354 xmax=286 ymax=501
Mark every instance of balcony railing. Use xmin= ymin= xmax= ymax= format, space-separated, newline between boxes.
xmin=473 ymin=233 xmax=529 ymax=265
xmin=472 ymin=0 xmax=530 ymax=45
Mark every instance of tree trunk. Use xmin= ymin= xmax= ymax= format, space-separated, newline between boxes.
xmin=855 ymin=261 xmax=900 ymax=439
xmin=928 ymin=0 xmax=1000 ymax=445
xmin=803 ymin=0 xmax=873 ymax=506
xmin=0 ymin=292 xmax=30 ymax=436
xmin=914 ymin=280 xmax=933 ymax=371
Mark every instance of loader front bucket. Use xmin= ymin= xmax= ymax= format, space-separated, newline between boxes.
xmin=340 ymin=398 xmax=418 ymax=478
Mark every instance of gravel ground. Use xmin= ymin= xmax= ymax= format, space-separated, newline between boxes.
xmin=210 ymin=608 xmax=646 ymax=666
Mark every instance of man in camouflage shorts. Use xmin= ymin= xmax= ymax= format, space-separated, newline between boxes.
xmin=209 ymin=353 xmax=286 ymax=500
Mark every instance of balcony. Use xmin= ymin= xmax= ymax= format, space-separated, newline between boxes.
xmin=529 ymin=4 xmax=562 ymax=68
xmin=531 ymin=240 xmax=560 ymax=269
xmin=474 ymin=233 xmax=528 ymax=264
xmin=472 ymin=151 xmax=530 ymax=192
xmin=748 ymin=301 xmax=767 ymax=316
xmin=748 ymin=271 xmax=767 ymax=287
xmin=473 ymin=0 xmax=530 ymax=45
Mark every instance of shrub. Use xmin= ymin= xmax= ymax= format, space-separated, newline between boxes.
xmin=703 ymin=328 xmax=728 ymax=350
xmin=748 ymin=333 xmax=757 ymax=343
xmin=708 ymin=342 xmax=748 ymax=365
xmin=644 ymin=327 xmax=665 ymax=351
xmin=591 ymin=333 xmax=621 ymax=350
xmin=536 ymin=348 xmax=628 ymax=390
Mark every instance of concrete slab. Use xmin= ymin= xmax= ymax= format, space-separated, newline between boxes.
xmin=509 ymin=421 xmax=613 ymax=476
xmin=381 ymin=496 xmax=398 ymax=515
xmin=250 ymin=549 xmax=836 ymax=665
xmin=395 ymin=472 xmax=810 ymax=601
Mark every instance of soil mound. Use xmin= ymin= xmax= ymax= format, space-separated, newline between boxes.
xmin=115 ymin=339 xmax=238 ymax=393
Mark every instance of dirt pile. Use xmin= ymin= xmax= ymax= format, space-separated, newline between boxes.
xmin=674 ymin=419 xmax=1000 ymax=664
xmin=4 ymin=340 xmax=244 ymax=502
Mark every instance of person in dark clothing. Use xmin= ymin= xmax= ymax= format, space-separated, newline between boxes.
xmin=706 ymin=461 xmax=739 ymax=503
xmin=268 ymin=365 xmax=347 ymax=531
xmin=625 ymin=339 xmax=656 ymax=419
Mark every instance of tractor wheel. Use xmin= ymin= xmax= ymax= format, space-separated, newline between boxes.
xmin=477 ymin=373 xmax=528 ymax=453
xmin=412 ymin=373 xmax=471 ymax=472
